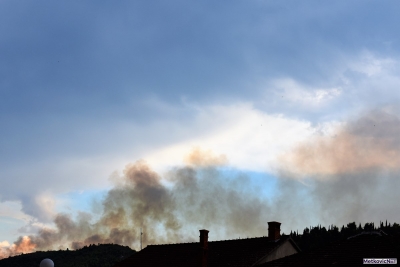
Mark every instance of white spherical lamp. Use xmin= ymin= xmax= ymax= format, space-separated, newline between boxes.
xmin=40 ymin=258 xmax=54 ymax=267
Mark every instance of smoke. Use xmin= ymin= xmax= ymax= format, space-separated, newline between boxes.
xmin=279 ymin=109 xmax=400 ymax=177
xmin=277 ymin=108 xmax=400 ymax=225
xmin=0 ymin=150 xmax=279 ymax=259
xmin=0 ymin=236 xmax=36 ymax=259
xmin=184 ymin=147 xmax=228 ymax=167
xmin=2 ymin=109 xmax=400 ymax=259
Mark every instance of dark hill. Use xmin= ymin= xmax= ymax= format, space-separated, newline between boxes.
xmin=0 ymin=243 xmax=135 ymax=267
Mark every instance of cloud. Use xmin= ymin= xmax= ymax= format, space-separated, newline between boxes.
xmin=338 ymin=52 xmax=400 ymax=112
xmin=29 ymin=194 xmax=56 ymax=222
xmin=143 ymin=102 xmax=315 ymax=173
xmin=348 ymin=50 xmax=396 ymax=77
xmin=0 ymin=201 xmax=32 ymax=222
xmin=271 ymin=78 xmax=342 ymax=108
xmin=252 ymin=51 xmax=400 ymax=123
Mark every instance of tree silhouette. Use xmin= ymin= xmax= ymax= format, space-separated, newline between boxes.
xmin=290 ymin=220 xmax=400 ymax=252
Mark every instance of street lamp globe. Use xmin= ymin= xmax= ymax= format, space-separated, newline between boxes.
xmin=40 ymin=258 xmax=54 ymax=267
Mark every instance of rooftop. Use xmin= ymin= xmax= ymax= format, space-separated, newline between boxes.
xmin=114 ymin=235 xmax=298 ymax=267
xmin=259 ymin=232 xmax=400 ymax=266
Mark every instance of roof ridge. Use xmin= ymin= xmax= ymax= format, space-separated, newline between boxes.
xmin=210 ymin=236 xmax=269 ymax=242
xmin=347 ymin=230 xmax=388 ymax=240
xmin=145 ymin=235 xmax=272 ymax=246
xmin=149 ymin=241 xmax=198 ymax=246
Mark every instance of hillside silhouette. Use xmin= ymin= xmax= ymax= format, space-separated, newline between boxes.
xmin=0 ymin=243 xmax=135 ymax=267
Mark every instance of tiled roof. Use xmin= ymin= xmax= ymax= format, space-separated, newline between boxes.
xmin=258 ymin=232 xmax=400 ymax=266
xmin=114 ymin=236 xmax=298 ymax=267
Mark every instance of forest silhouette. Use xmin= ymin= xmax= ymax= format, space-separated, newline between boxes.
xmin=289 ymin=220 xmax=400 ymax=252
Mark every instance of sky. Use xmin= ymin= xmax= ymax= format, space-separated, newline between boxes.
xmin=2 ymin=0 xmax=400 ymax=258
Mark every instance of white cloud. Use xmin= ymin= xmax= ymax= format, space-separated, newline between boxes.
xmin=348 ymin=50 xmax=396 ymax=77
xmin=0 ymin=201 xmax=37 ymax=246
xmin=269 ymin=78 xmax=342 ymax=108
xmin=33 ymin=194 xmax=56 ymax=221
xmin=142 ymin=102 xmax=316 ymax=173
xmin=334 ymin=51 xmax=400 ymax=115
xmin=252 ymin=51 xmax=400 ymax=121
xmin=0 ymin=201 xmax=31 ymax=222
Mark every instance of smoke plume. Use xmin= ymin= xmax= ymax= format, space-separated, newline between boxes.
xmin=279 ymin=109 xmax=400 ymax=177
xmin=1 ymin=109 xmax=400 ymax=259
xmin=0 ymin=236 xmax=36 ymax=259
xmin=1 ymin=150 xmax=276 ymax=258
xmin=184 ymin=147 xmax=228 ymax=167
xmin=277 ymin=108 xmax=400 ymax=225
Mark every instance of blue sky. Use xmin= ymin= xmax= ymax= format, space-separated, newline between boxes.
xmin=2 ymin=0 xmax=400 ymax=256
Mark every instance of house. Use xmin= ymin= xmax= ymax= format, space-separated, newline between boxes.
xmin=258 ymin=230 xmax=400 ymax=266
xmin=114 ymin=221 xmax=301 ymax=267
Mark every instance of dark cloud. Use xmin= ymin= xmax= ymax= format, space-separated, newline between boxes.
xmin=2 ymin=0 xmax=400 ymax=118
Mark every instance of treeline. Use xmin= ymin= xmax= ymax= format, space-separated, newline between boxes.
xmin=289 ymin=221 xmax=400 ymax=252
xmin=0 ymin=243 xmax=135 ymax=267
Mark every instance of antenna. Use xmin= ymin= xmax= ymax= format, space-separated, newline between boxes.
xmin=140 ymin=228 xmax=143 ymax=251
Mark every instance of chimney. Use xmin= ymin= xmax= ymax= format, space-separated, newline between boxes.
xmin=199 ymin=229 xmax=209 ymax=267
xmin=268 ymin=221 xmax=281 ymax=241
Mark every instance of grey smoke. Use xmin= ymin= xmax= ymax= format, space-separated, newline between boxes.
xmin=2 ymin=109 xmax=400 ymax=258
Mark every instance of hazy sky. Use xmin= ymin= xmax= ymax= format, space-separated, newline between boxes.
xmin=2 ymin=0 xmax=400 ymax=257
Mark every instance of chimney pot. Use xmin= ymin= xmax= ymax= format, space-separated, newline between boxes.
xmin=268 ymin=221 xmax=281 ymax=241
xmin=199 ymin=229 xmax=209 ymax=249
xmin=199 ymin=229 xmax=209 ymax=267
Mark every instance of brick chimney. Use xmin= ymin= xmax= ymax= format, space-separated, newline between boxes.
xmin=199 ymin=229 xmax=209 ymax=267
xmin=268 ymin=221 xmax=281 ymax=241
